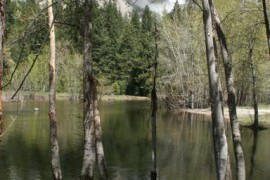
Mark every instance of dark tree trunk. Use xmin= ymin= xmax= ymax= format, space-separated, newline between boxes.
xmin=210 ymin=3 xmax=246 ymax=180
xmin=249 ymin=49 xmax=259 ymax=130
xmin=0 ymin=0 xmax=6 ymax=135
xmin=202 ymin=0 xmax=232 ymax=179
xmin=262 ymin=0 xmax=270 ymax=56
xmin=81 ymin=1 xmax=107 ymax=179
xmin=150 ymin=23 xmax=158 ymax=180
xmin=48 ymin=0 xmax=62 ymax=179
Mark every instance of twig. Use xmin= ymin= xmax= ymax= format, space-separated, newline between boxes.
xmin=2 ymin=2 xmax=58 ymax=89
xmin=11 ymin=16 xmax=56 ymax=99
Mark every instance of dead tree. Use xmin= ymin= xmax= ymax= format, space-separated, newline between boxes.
xmin=81 ymin=1 xmax=107 ymax=179
xmin=210 ymin=1 xmax=246 ymax=179
xmin=202 ymin=0 xmax=232 ymax=179
xmin=47 ymin=0 xmax=62 ymax=179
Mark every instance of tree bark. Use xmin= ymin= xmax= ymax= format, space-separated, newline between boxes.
xmin=47 ymin=0 xmax=62 ymax=179
xmin=210 ymin=3 xmax=246 ymax=180
xmin=81 ymin=0 xmax=96 ymax=178
xmin=249 ymin=49 xmax=259 ymax=130
xmin=0 ymin=0 xmax=6 ymax=135
xmin=81 ymin=1 xmax=107 ymax=179
xmin=150 ymin=23 xmax=158 ymax=180
xmin=93 ymin=86 xmax=108 ymax=179
xmin=262 ymin=0 xmax=270 ymax=56
xmin=202 ymin=0 xmax=232 ymax=179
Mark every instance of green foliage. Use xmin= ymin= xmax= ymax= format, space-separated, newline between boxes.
xmin=113 ymin=81 xmax=121 ymax=95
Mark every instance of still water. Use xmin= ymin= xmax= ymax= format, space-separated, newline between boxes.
xmin=0 ymin=100 xmax=270 ymax=180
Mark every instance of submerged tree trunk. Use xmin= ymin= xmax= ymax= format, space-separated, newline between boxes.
xmin=81 ymin=0 xmax=96 ymax=178
xmin=81 ymin=1 xmax=107 ymax=179
xmin=262 ymin=0 xmax=270 ymax=56
xmin=150 ymin=23 xmax=158 ymax=180
xmin=202 ymin=0 xmax=232 ymax=179
xmin=210 ymin=3 xmax=246 ymax=180
xmin=93 ymin=86 xmax=108 ymax=179
xmin=47 ymin=0 xmax=62 ymax=179
xmin=0 ymin=0 xmax=6 ymax=135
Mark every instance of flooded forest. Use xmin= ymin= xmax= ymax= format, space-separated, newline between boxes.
xmin=1 ymin=0 xmax=270 ymax=180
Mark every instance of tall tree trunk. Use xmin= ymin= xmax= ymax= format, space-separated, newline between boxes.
xmin=81 ymin=0 xmax=96 ymax=178
xmin=202 ymin=0 xmax=232 ymax=179
xmin=249 ymin=49 xmax=259 ymax=130
xmin=47 ymin=0 xmax=62 ymax=179
xmin=0 ymin=0 xmax=6 ymax=135
xmin=262 ymin=0 xmax=270 ymax=56
xmin=210 ymin=3 xmax=246 ymax=180
xmin=81 ymin=1 xmax=107 ymax=179
xmin=150 ymin=23 xmax=158 ymax=180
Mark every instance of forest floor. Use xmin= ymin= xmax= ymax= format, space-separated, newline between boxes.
xmin=182 ymin=107 xmax=270 ymax=127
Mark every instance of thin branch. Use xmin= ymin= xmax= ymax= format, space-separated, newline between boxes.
xmin=54 ymin=21 xmax=79 ymax=28
xmin=3 ymin=25 xmax=46 ymax=88
xmin=192 ymin=0 xmax=203 ymax=11
xmin=2 ymin=2 xmax=58 ymax=89
xmin=11 ymin=17 xmax=56 ymax=99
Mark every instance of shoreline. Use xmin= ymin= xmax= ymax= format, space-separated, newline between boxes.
xmin=181 ymin=107 xmax=270 ymax=127
xmin=2 ymin=92 xmax=149 ymax=102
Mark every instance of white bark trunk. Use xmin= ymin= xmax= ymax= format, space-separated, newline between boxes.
xmin=81 ymin=1 xmax=107 ymax=179
xmin=48 ymin=0 xmax=62 ymax=179
xmin=210 ymin=3 xmax=246 ymax=180
xmin=202 ymin=0 xmax=232 ymax=179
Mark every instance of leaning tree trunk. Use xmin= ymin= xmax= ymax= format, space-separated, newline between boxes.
xmin=262 ymin=0 xmax=270 ymax=56
xmin=202 ymin=0 xmax=232 ymax=179
xmin=210 ymin=3 xmax=246 ymax=180
xmin=150 ymin=23 xmax=158 ymax=180
xmin=0 ymin=0 xmax=6 ymax=135
xmin=81 ymin=0 xmax=107 ymax=179
xmin=47 ymin=0 xmax=62 ymax=179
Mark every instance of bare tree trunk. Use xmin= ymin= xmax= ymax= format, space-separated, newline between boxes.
xmin=81 ymin=0 xmax=96 ymax=178
xmin=150 ymin=23 xmax=158 ymax=180
xmin=210 ymin=3 xmax=246 ymax=180
xmin=81 ymin=1 xmax=107 ymax=179
xmin=249 ymin=49 xmax=259 ymax=130
xmin=93 ymin=86 xmax=108 ymax=179
xmin=202 ymin=0 xmax=232 ymax=179
xmin=47 ymin=0 xmax=62 ymax=179
xmin=0 ymin=0 xmax=6 ymax=135
xmin=262 ymin=0 xmax=270 ymax=56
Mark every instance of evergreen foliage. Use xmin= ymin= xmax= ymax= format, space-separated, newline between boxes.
xmin=3 ymin=0 xmax=270 ymax=106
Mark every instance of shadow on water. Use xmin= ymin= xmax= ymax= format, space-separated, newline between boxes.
xmin=249 ymin=130 xmax=258 ymax=179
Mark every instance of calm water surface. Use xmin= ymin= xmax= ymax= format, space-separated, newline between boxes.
xmin=0 ymin=100 xmax=270 ymax=179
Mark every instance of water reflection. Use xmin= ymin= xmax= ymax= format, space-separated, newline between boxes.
xmin=249 ymin=130 xmax=258 ymax=179
xmin=0 ymin=101 xmax=270 ymax=179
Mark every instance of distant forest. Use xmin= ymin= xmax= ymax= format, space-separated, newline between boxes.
xmin=4 ymin=0 xmax=270 ymax=108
